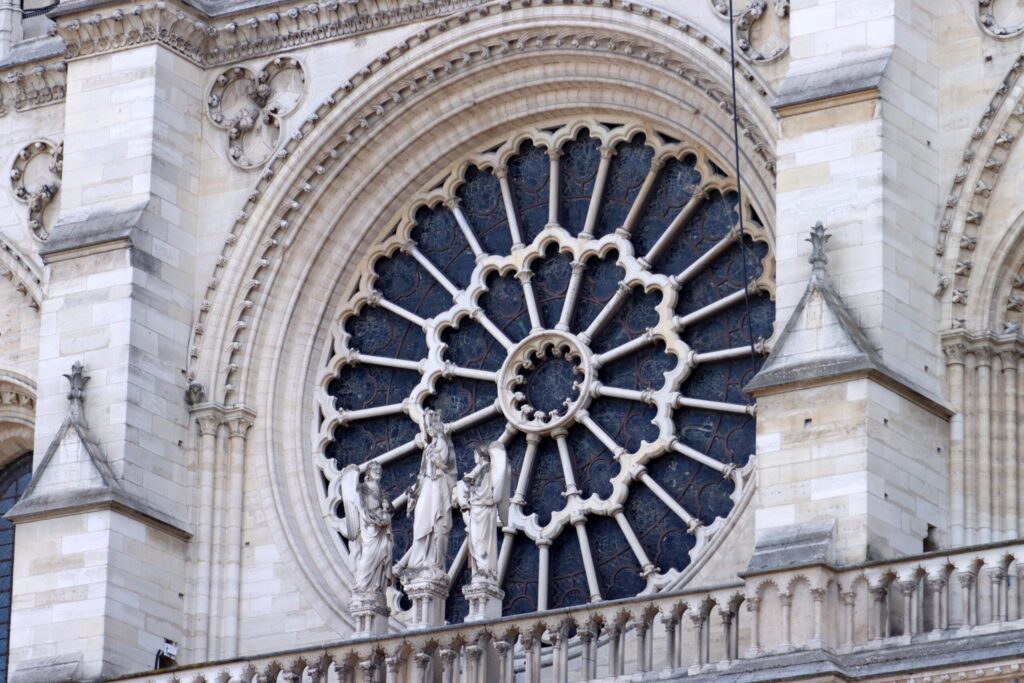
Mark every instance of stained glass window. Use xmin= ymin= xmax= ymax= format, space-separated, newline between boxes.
xmin=0 ymin=454 xmax=32 ymax=677
xmin=317 ymin=120 xmax=774 ymax=622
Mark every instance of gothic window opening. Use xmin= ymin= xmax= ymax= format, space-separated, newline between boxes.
xmin=316 ymin=120 xmax=774 ymax=622
xmin=0 ymin=453 xmax=32 ymax=677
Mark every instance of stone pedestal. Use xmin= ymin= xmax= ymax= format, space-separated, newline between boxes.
xmin=351 ymin=592 xmax=390 ymax=637
xmin=404 ymin=575 xmax=450 ymax=629
xmin=463 ymin=580 xmax=503 ymax=622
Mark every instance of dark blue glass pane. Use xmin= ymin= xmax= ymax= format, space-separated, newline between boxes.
xmin=588 ymin=516 xmax=645 ymax=600
xmin=424 ymin=378 xmax=497 ymax=427
xmin=676 ymin=235 xmax=767 ymax=316
xmin=566 ymin=424 xmax=617 ymax=500
xmin=589 ymin=397 xmax=658 ymax=454
xmin=345 ymin=306 xmax=427 ymax=362
xmin=508 ymin=142 xmax=550 ymax=243
xmin=626 ymin=479 xmax=696 ymax=572
xmin=595 ymin=136 xmax=654 ymax=237
xmin=631 ymin=156 xmax=701 ymax=259
xmin=0 ymin=454 xmax=32 ymax=683
xmin=589 ymin=288 xmax=661 ymax=355
xmin=478 ymin=271 xmax=531 ymax=343
xmin=549 ymin=531 xmax=588 ymax=610
xmin=682 ymin=294 xmax=774 ymax=364
xmin=374 ymin=253 xmax=451 ymax=319
xmin=411 ymin=205 xmax=475 ymax=290
xmin=441 ymin=319 xmax=505 ymax=371
xmin=531 ymin=248 xmax=573 ymax=330
xmin=328 ymin=366 xmax=418 ymax=412
xmin=599 ymin=341 xmax=678 ymax=392
xmin=558 ymin=130 xmax=601 ymax=236
xmin=522 ymin=438 xmax=567 ymax=527
xmin=653 ymin=191 xmax=739 ymax=276
xmin=503 ymin=535 xmax=539 ymax=615
xmin=457 ymin=166 xmax=512 ymax=256
xmin=328 ymin=417 xmax=419 ymax=472
xmin=570 ymin=253 xmax=624 ymax=335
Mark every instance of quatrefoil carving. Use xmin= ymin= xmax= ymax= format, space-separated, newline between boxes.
xmin=207 ymin=57 xmax=306 ymax=170
xmin=10 ymin=139 xmax=63 ymax=241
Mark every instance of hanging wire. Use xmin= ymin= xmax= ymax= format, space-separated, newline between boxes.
xmin=726 ymin=0 xmax=761 ymax=372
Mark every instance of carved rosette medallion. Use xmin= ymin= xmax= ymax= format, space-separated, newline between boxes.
xmin=978 ymin=0 xmax=1024 ymax=39
xmin=711 ymin=0 xmax=791 ymax=64
xmin=316 ymin=119 xmax=774 ymax=622
xmin=206 ymin=57 xmax=305 ymax=170
xmin=9 ymin=140 xmax=63 ymax=241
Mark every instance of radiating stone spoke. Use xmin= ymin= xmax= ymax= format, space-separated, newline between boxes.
xmin=640 ymin=187 xmax=708 ymax=269
xmin=593 ymin=330 xmax=655 ymax=368
xmin=474 ymin=310 xmax=515 ymax=349
xmin=592 ymin=383 xmax=655 ymax=404
xmin=496 ymin=169 xmax=525 ymax=247
xmin=577 ymin=410 xmax=626 ymax=458
xmin=672 ymin=226 xmax=739 ymax=287
xmin=556 ymin=260 xmax=586 ymax=331
xmin=446 ymin=403 xmax=501 ymax=433
xmin=673 ymin=285 xmax=754 ymax=331
xmin=553 ymin=431 xmax=581 ymax=497
xmin=449 ymin=202 xmax=485 ymax=258
xmin=673 ymin=394 xmax=755 ymax=416
xmin=410 ymin=246 xmax=461 ymax=297
xmin=633 ymin=466 xmax=700 ymax=532
xmin=372 ymin=293 xmax=429 ymax=329
xmin=512 ymin=434 xmax=542 ymax=505
xmin=340 ymin=402 xmax=406 ymax=424
xmin=365 ymin=438 xmax=420 ymax=469
xmin=448 ymin=538 xmax=468 ymax=581
xmin=350 ymin=353 xmax=422 ymax=372
xmin=580 ymin=282 xmax=631 ymax=345
xmin=573 ymin=520 xmax=602 ymax=602
xmin=670 ymin=439 xmax=732 ymax=475
xmin=616 ymin=162 xmax=663 ymax=237
xmin=692 ymin=345 xmax=760 ymax=364
xmin=613 ymin=509 xmax=656 ymax=578
xmin=445 ymin=364 xmax=498 ymax=382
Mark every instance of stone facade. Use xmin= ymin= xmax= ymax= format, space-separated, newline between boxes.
xmin=0 ymin=1 xmax=1020 ymax=682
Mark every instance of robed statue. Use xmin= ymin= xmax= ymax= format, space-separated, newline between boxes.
xmin=403 ymin=408 xmax=458 ymax=580
xmin=340 ymin=462 xmax=394 ymax=598
xmin=456 ymin=441 xmax=510 ymax=584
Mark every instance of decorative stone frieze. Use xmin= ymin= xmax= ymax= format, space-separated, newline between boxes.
xmin=9 ymin=139 xmax=62 ymax=241
xmin=977 ymin=0 xmax=1024 ymax=39
xmin=207 ymin=57 xmax=305 ymax=169
xmin=49 ymin=0 xmax=490 ymax=66
xmin=0 ymin=233 xmax=42 ymax=310
xmin=710 ymin=0 xmax=790 ymax=64
xmin=0 ymin=59 xmax=66 ymax=114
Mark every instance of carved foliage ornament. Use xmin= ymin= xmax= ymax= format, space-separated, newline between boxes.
xmin=978 ymin=0 xmax=1024 ymax=39
xmin=316 ymin=119 xmax=774 ymax=622
xmin=207 ymin=57 xmax=305 ymax=170
xmin=710 ymin=0 xmax=791 ymax=64
xmin=10 ymin=140 xmax=63 ymax=241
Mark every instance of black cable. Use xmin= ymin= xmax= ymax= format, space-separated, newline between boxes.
xmin=726 ymin=0 xmax=761 ymax=372
xmin=23 ymin=3 xmax=59 ymax=19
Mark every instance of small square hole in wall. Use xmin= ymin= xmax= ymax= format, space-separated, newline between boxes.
xmin=804 ymin=418 xmax=812 ymax=429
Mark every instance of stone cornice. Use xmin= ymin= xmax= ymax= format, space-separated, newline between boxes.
xmin=0 ymin=39 xmax=66 ymax=116
xmin=48 ymin=0 xmax=490 ymax=66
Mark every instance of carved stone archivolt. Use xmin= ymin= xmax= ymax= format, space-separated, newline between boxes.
xmin=710 ymin=0 xmax=791 ymax=64
xmin=10 ymin=139 xmax=63 ymax=241
xmin=207 ymin=57 xmax=305 ymax=170
xmin=977 ymin=0 xmax=1024 ymax=39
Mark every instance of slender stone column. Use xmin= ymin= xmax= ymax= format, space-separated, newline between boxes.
xmin=745 ymin=597 xmax=762 ymax=657
xmin=1002 ymin=348 xmax=1019 ymax=539
xmin=219 ymin=410 xmax=254 ymax=658
xmin=191 ymin=410 xmax=223 ymax=662
xmin=944 ymin=340 xmax=968 ymax=545
xmin=841 ymin=591 xmax=857 ymax=648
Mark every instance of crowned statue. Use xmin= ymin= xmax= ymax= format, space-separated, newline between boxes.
xmin=340 ymin=461 xmax=394 ymax=634
xmin=401 ymin=408 xmax=458 ymax=582
xmin=456 ymin=441 xmax=510 ymax=586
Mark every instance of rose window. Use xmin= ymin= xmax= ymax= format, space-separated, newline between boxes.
xmin=317 ymin=120 xmax=774 ymax=623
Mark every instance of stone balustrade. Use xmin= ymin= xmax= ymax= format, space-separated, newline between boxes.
xmin=109 ymin=540 xmax=1024 ymax=683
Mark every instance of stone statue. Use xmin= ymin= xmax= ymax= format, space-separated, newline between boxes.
xmin=402 ymin=408 xmax=458 ymax=580
xmin=456 ymin=441 xmax=510 ymax=585
xmin=340 ymin=462 xmax=394 ymax=598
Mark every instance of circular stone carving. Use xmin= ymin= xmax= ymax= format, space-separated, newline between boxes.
xmin=316 ymin=119 xmax=774 ymax=622
xmin=499 ymin=331 xmax=593 ymax=434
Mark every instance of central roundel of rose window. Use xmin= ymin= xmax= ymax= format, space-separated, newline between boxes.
xmin=317 ymin=119 xmax=774 ymax=623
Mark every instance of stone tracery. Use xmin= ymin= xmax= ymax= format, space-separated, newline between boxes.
xmin=315 ymin=119 xmax=774 ymax=621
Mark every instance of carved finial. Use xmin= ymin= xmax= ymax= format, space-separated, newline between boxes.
xmin=806 ymin=221 xmax=830 ymax=276
xmin=64 ymin=361 xmax=88 ymax=402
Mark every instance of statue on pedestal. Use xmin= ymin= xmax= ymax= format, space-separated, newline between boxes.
xmin=456 ymin=441 xmax=510 ymax=585
xmin=402 ymin=408 xmax=458 ymax=581
xmin=340 ymin=462 xmax=394 ymax=600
